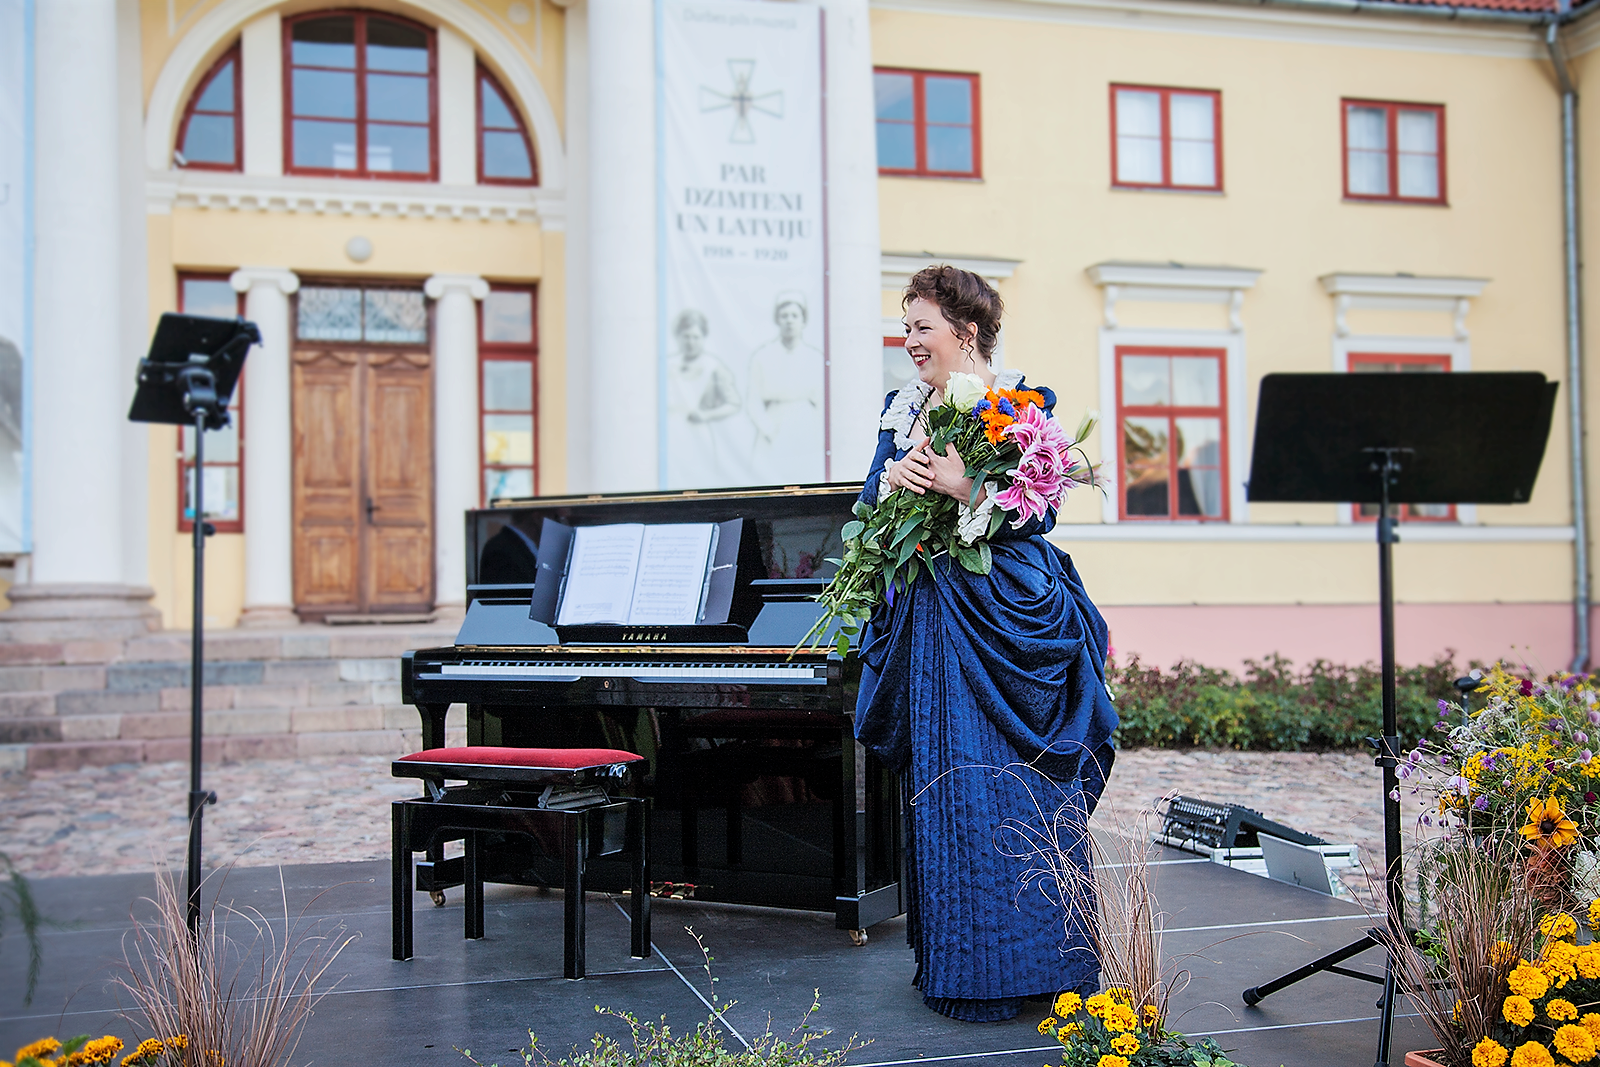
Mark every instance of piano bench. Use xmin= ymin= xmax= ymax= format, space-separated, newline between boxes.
xmin=390 ymin=746 xmax=651 ymax=980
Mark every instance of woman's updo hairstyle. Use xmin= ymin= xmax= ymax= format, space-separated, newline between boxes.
xmin=903 ymin=265 xmax=1004 ymax=363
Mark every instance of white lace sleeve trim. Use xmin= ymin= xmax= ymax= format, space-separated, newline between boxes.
xmin=881 ymin=380 xmax=934 ymax=452
xmin=877 ymin=467 xmax=894 ymax=501
xmin=957 ymin=495 xmax=995 ymax=545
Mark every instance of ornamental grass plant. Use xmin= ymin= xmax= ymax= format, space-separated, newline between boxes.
xmin=111 ymin=864 xmax=354 ymax=1067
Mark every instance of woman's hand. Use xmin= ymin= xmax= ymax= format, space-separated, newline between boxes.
xmin=885 ymin=445 xmax=934 ymax=495
xmin=923 ymin=442 xmax=975 ymax=503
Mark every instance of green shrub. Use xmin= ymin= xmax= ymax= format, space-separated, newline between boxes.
xmin=1108 ymin=652 xmax=1460 ymax=751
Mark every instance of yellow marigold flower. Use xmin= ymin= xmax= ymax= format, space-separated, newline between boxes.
xmin=1509 ymin=962 xmax=1551 ymax=1000
xmin=1096 ymin=1057 xmax=1130 ymax=1067
xmin=1521 ymin=796 xmax=1580 ymax=850
xmin=1550 ymin=999 xmax=1580 ymax=1022
xmin=1110 ymin=1033 xmax=1140 ymax=1056
xmin=1054 ymin=992 xmax=1082 ymax=1016
xmin=1057 ymin=1021 xmax=1080 ymax=1041
xmin=1585 ymin=1014 xmax=1600 ymax=1039
xmin=17 ymin=1042 xmax=62 ymax=1063
xmin=1505 ymin=995 xmax=1537 ymax=1027
xmin=1510 ymin=1041 xmax=1556 ymax=1067
xmin=1102 ymin=1004 xmax=1139 ymax=1033
xmin=1578 ymin=948 xmax=1600 ymax=980
xmin=1106 ymin=986 xmax=1132 ymax=1004
xmin=1493 ymin=941 xmax=1520 ymax=967
xmin=1141 ymin=1003 xmax=1161 ymax=1026
xmin=1555 ymin=1024 xmax=1598 ymax=1062
xmin=1589 ymin=899 xmax=1600 ymax=931
xmin=1474 ymin=1038 xmax=1511 ymax=1067
xmin=1037 ymin=1018 xmax=1056 ymax=1035
xmin=166 ymin=1039 xmax=186 ymax=1053
xmin=1085 ymin=993 xmax=1111 ymax=1019
xmin=1543 ymin=912 xmax=1580 ymax=940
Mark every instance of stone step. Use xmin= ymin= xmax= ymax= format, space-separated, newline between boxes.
xmin=0 ymin=691 xmax=56 ymax=719
xmin=18 ymin=722 xmax=466 ymax=771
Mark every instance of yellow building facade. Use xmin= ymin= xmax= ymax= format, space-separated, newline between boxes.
xmin=4 ymin=0 xmax=1597 ymax=677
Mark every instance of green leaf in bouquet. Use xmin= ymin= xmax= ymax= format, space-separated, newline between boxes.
xmin=853 ymin=500 xmax=872 ymax=520
xmin=892 ymin=514 xmax=923 ymax=547
xmin=987 ymin=507 xmax=1006 ymax=537
xmin=895 ymin=535 xmax=921 ymax=567
xmin=952 ymin=542 xmax=985 ymax=574
xmin=840 ymin=520 xmax=864 ymax=542
xmin=969 ymin=478 xmax=987 ymax=509
xmin=834 ymin=630 xmax=850 ymax=657
xmin=977 ymin=541 xmax=993 ymax=573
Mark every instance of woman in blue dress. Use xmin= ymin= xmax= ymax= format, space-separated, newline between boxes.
xmin=854 ymin=265 xmax=1120 ymax=1022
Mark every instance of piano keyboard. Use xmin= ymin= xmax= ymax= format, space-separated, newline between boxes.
xmin=421 ymin=659 xmax=830 ymax=685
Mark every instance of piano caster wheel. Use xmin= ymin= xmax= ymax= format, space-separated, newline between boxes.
xmin=849 ymin=928 xmax=868 ymax=947
xmin=430 ymin=890 xmax=446 ymax=908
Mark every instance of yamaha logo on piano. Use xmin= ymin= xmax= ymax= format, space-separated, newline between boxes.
xmin=620 ymin=629 xmax=670 ymax=642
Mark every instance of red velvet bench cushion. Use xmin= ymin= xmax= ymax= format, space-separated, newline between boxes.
xmin=393 ymin=746 xmax=644 ymax=786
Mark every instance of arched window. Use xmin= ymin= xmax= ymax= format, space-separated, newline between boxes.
xmin=478 ymin=65 xmax=536 ymax=185
xmin=285 ymin=12 xmax=436 ymax=180
xmin=176 ymin=45 xmax=241 ymax=170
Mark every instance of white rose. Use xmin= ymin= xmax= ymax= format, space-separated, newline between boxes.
xmin=944 ymin=372 xmax=988 ymax=411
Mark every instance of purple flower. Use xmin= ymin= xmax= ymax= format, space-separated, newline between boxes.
xmin=1473 ymin=796 xmax=1490 ymax=811
xmin=1437 ymin=699 xmax=1451 ymax=716
xmin=994 ymin=406 xmax=1075 ymax=527
xmin=1578 ymin=732 xmax=1589 ymax=745
xmin=1584 ymin=750 xmax=1594 ymax=763
xmin=1389 ymin=789 xmax=1401 ymax=802
xmin=1521 ymin=679 xmax=1536 ymax=697
xmin=1587 ymin=709 xmax=1598 ymax=725
xmin=1396 ymin=765 xmax=1412 ymax=781
xmin=1439 ymin=754 xmax=1450 ymax=765
xmin=1445 ymin=775 xmax=1471 ymax=796
xmin=997 ymin=398 xmax=1017 ymax=418
xmin=1587 ymin=792 xmax=1598 ymax=805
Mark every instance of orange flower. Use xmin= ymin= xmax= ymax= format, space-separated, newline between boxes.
xmin=1521 ymin=796 xmax=1580 ymax=850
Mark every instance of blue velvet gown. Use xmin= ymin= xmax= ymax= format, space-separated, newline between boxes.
xmin=853 ymin=376 xmax=1120 ymax=1022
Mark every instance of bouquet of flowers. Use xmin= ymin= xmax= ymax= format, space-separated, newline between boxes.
xmin=800 ymin=373 xmax=1099 ymax=654
xmin=1403 ymin=665 xmax=1600 ymax=906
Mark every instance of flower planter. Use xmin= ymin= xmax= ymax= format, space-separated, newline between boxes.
xmin=1404 ymin=1051 xmax=1447 ymax=1067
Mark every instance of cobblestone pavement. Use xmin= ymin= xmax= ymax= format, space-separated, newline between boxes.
xmin=0 ymin=749 xmax=1426 ymax=906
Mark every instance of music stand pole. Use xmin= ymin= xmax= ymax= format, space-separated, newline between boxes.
xmin=186 ymin=406 xmax=214 ymax=933
xmin=1371 ymin=448 xmax=1407 ymax=1067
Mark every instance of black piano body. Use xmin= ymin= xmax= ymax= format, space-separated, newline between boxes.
xmin=401 ymin=486 xmax=904 ymax=933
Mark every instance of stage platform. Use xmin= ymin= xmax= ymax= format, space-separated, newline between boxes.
xmin=0 ymin=849 xmax=1429 ymax=1066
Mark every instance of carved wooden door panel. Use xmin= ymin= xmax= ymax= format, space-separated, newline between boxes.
xmin=291 ymin=348 xmax=434 ymax=615
xmin=291 ymin=350 xmax=362 ymax=612
xmin=363 ymin=352 xmax=434 ymax=610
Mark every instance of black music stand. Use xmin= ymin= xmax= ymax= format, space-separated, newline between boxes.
xmin=129 ymin=313 xmax=260 ymax=931
xmin=1240 ymin=372 xmax=1556 ymax=1067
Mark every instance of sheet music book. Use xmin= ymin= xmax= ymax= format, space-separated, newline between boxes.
xmin=554 ymin=522 xmax=719 ymax=626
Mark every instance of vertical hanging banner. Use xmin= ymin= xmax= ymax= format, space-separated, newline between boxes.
xmin=658 ymin=0 xmax=827 ymax=490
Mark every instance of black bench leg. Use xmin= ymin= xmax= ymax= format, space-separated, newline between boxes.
xmin=631 ymin=799 xmax=651 ymax=959
xmin=464 ymin=831 xmax=484 ymax=940
xmin=392 ymin=802 xmax=413 ymax=961
xmin=563 ymin=810 xmax=587 ymax=980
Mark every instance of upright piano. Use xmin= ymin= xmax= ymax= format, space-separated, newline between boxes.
xmin=400 ymin=486 xmax=904 ymax=935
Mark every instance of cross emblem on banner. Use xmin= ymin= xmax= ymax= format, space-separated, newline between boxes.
xmin=699 ymin=59 xmax=784 ymax=144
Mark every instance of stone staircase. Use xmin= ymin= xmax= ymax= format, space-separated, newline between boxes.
xmin=0 ymin=622 xmax=466 ymax=773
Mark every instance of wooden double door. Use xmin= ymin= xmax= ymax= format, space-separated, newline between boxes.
xmin=292 ymin=346 xmax=434 ymax=616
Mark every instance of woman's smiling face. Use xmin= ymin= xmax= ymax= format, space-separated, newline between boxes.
xmin=903 ymin=297 xmax=975 ymax=393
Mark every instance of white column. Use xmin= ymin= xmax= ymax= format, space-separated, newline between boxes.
xmin=563 ymin=0 xmax=592 ymax=492
xmin=230 ymin=268 xmax=300 ymax=627
xmin=425 ymin=274 xmax=489 ymax=616
xmin=586 ymin=0 xmax=656 ymax=492
xmin=437 ymin=26 xmax=476 ymax=186
xmin=241 ymin=13 xmax=283 ymax=176
xmin=819 ymin=0 xmax=883 ymax=482
xmin=117 ymin=0 xmax=149 ymax=589
xmin=27 ymin=0 xmax=126 ymax=585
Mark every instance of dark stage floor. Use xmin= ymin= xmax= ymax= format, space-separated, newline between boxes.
xmin=0 ymin=853 xmax=1428 ymax=1066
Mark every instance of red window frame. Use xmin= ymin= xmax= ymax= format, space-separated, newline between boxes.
xmin=176 ymin=44 xmax=243 ymax=171
xmin=873 ymin=68 xmax=981 ymax=179
xmin=1341 ymin=99 xmax=1447 ymax=205
xmin=1349 ymin=352 xmax=1456 ymax=522
xmin=476 ymin=63 xmax=538 ymax=186
xmin=1109 ymin=84 xmax=1223 ymax=192
xmin=479 ymin=284 xmax=540 ymax=503
xmin=177 ymin=273 xmax=245 ymax=534
xmin=282 ymin=11 xmax=438 ymax=182
xmin=1115 ymin=346 xmax=1229 ymax=522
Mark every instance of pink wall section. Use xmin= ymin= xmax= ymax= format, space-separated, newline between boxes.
xmin=1099 ymin=603 xmax=1584 ymax=675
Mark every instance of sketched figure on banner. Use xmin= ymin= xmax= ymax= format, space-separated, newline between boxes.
xmin=746 ymin=291 xmax=824 ymax=484
xmin=666 ymin=308 xmax=746 ymax=488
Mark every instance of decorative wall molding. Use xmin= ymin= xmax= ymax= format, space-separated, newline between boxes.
xmin=868 ymin=0 xmax=1550 ymax=60
xmin=1087 ymin=262 xmax=1262 ymax=331
xmin=881 ymin=251 xmax=1022 ymax=289
xmin=1320 ymin=273 xmax=1489 ymax=339
xmin=147 ymin=171 xmax=559 ymax=227
xmin=1048 ymin=523 xmax=1575 ymax=544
